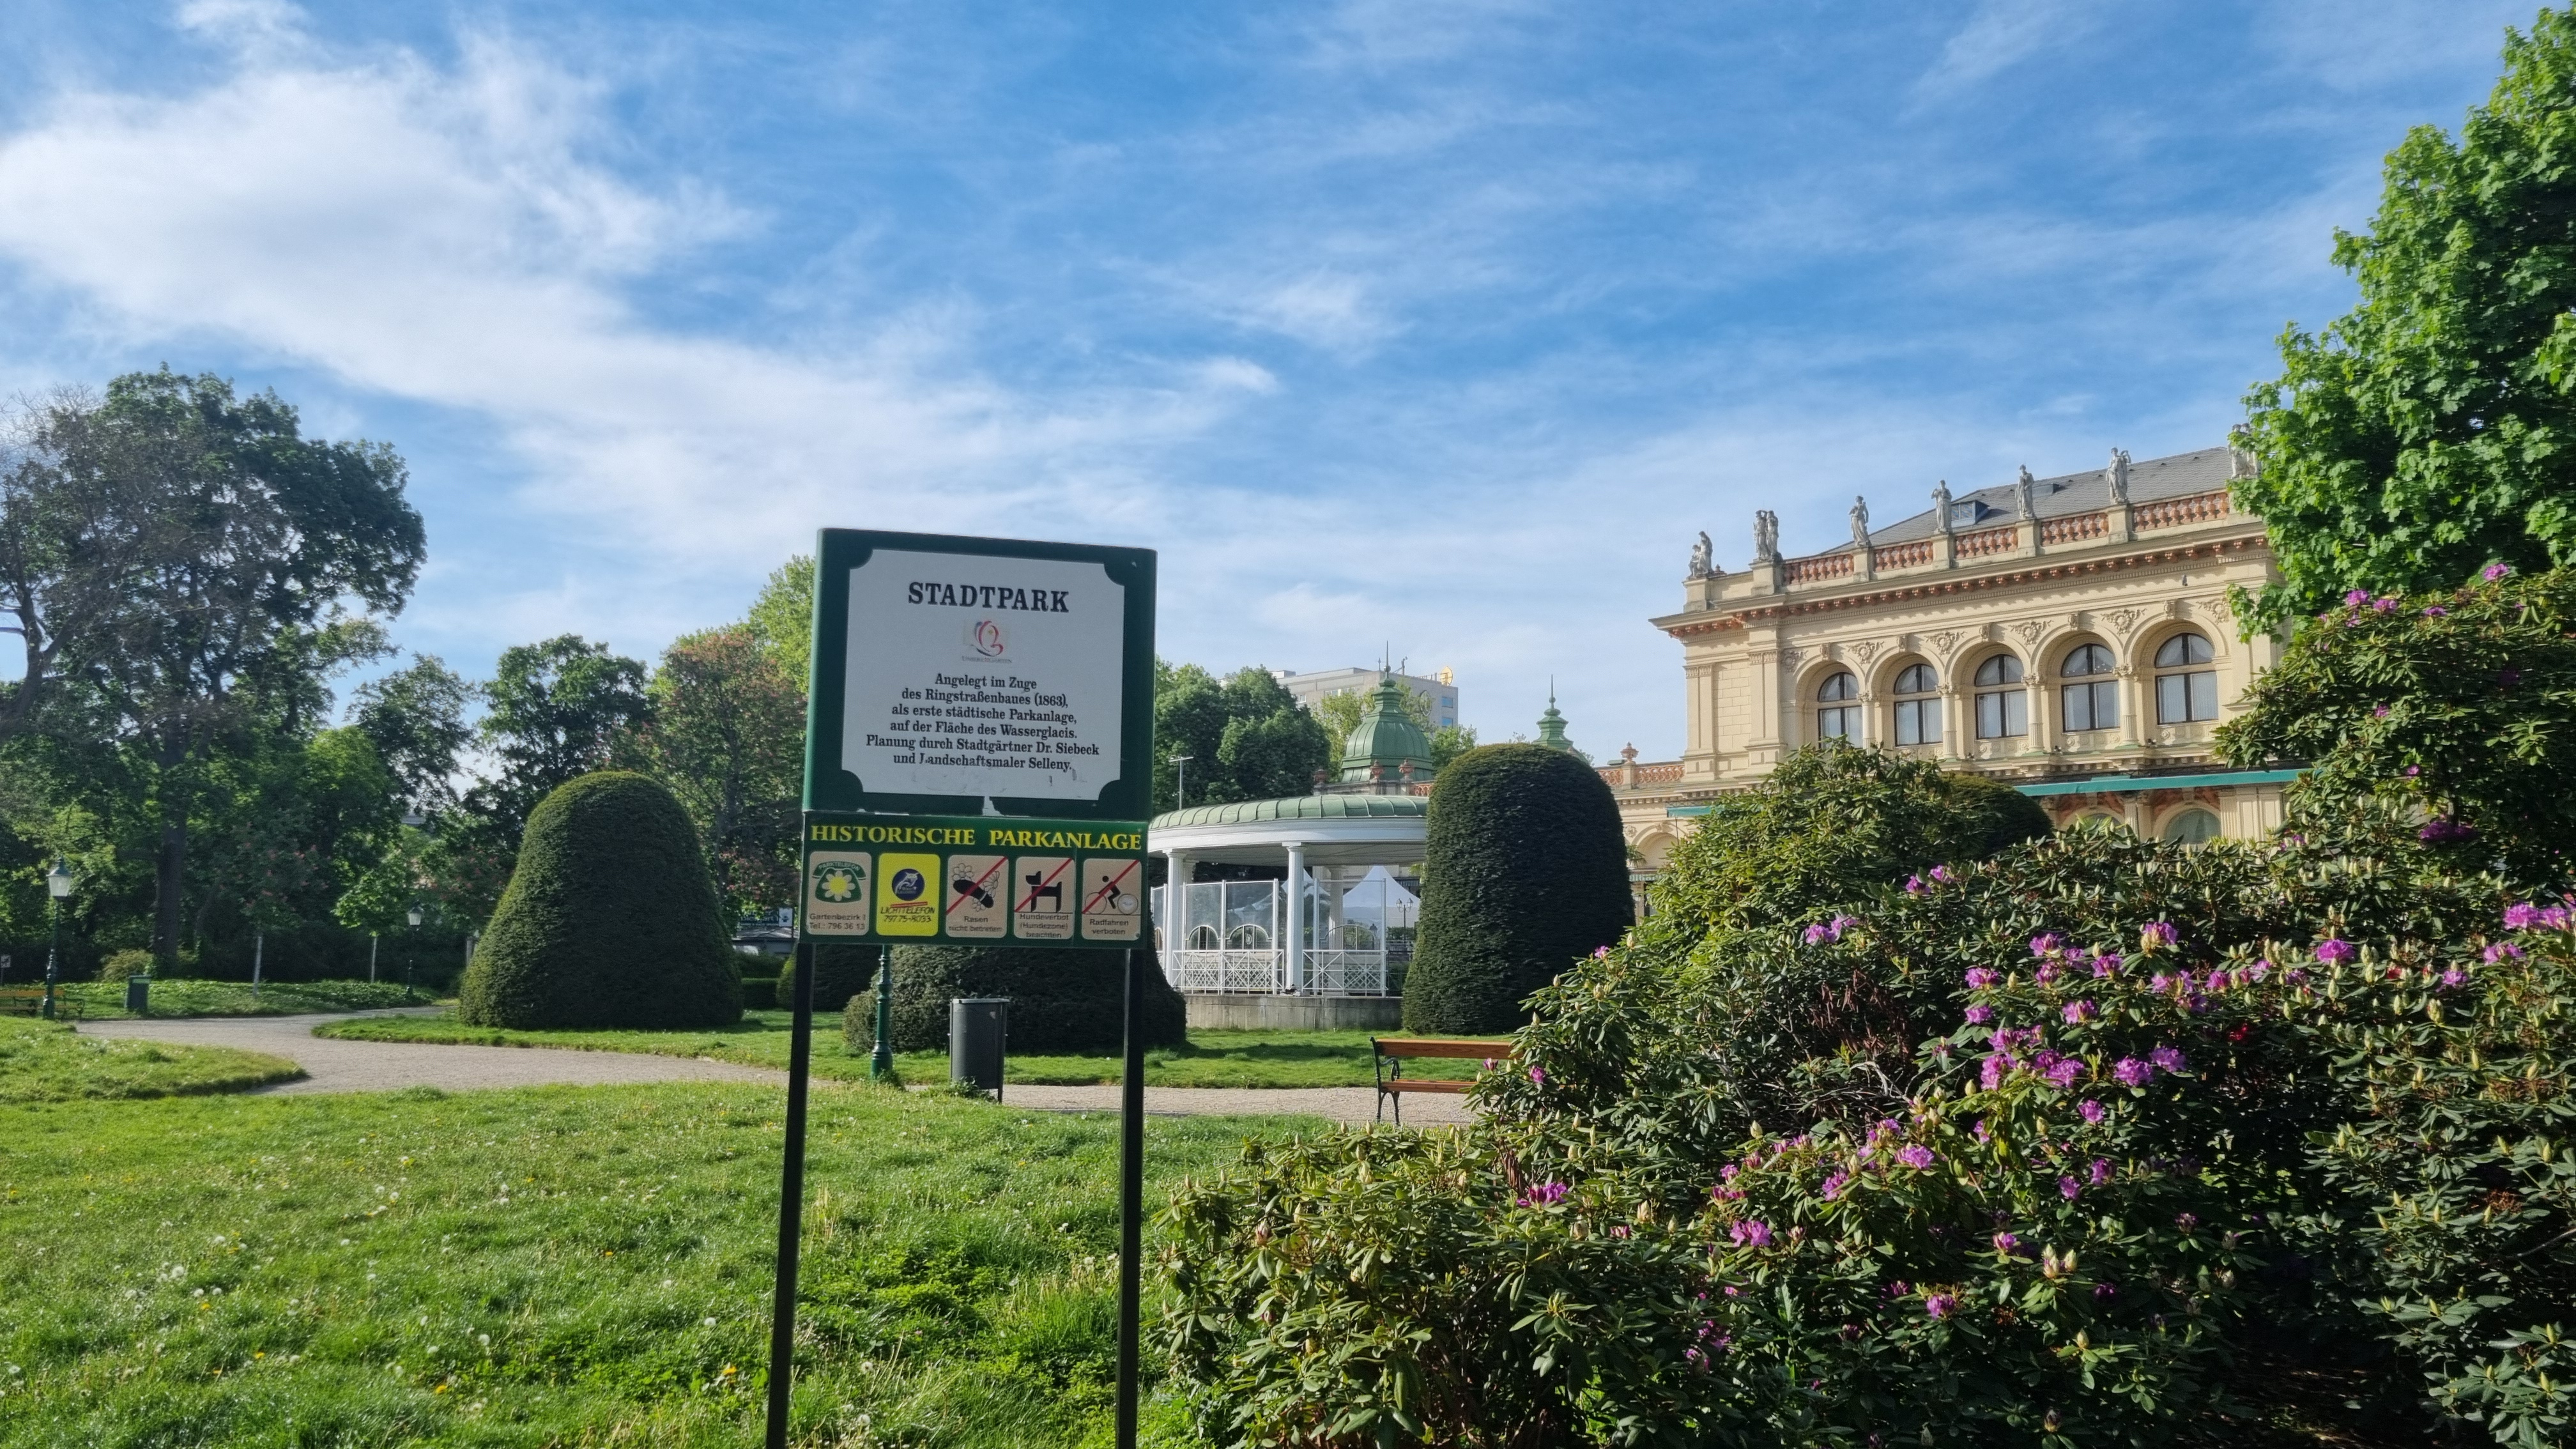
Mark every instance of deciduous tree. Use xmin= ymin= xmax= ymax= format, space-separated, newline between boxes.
xmin=2237 ymin=10 xmax=2576 ymax=625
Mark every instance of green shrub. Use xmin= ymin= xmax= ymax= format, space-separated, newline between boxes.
xmin=773 ymin=946 xmax=877 ymax=1013
xmin=97 ymin=949 xmax=154 ymax=984
xmin=1402 ymin=743 xmax=1631 ymax=1034
xmin=458 ymin=772 xmax=742 ymax=1029
xmin=1648 ymin=741 xmax=2048 ymax=946
xmin=2221 ymin=564 xmax=2576 ymax=885
xmin=884 ymin=946 xmax=1183 ymax=1055
xmin=1165 ymin=814 xmax=2573 ymax=1445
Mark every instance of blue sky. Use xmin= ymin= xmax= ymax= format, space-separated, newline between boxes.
xmin=0 ymin=0 xmax=2545 ymax=758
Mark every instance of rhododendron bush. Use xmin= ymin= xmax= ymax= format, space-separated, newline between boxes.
xmin=1162 ymin=815 xmax=2575 ymax=1446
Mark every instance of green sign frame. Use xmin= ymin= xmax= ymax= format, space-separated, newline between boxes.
xmin=796 ymin=528 xmax=1155 ymax=948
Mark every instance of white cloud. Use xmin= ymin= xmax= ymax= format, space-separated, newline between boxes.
xmin=0 ymin=9 xmax=1223 ymax=599
xmin=1916 ymin=0 xmax=2103 ymax=99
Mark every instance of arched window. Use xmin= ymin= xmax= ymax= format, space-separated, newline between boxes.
xmin=1892 ymin=662 xmax=1940 ymax=745
xmin=2162 ymin=808 xmax=2220 ymax=845
xmin=2060 ymin=643 xmax=2118 ymax=732
xmin=1973 ymin=653 xmax=2027 ymax=739
xmin=2154 ymin=632 xmax=2219 ymax=724
xmin=1816 ymin=670 xmax=1859 ymax=741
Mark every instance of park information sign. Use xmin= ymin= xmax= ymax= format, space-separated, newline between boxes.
xmin=767 ymin=526 xmax=1160 ymax=1449
xmin=797 ymin=530 xmax=1156 ymax=947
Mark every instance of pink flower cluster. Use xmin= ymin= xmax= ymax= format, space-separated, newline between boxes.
xmin=2138 ymin=921 xmax=2179 ymax=950
xmin=1729 ymin=1218 xmax=1774 ymax=1248
xmin=2110 ymin=1045 xmax=2188 ymax=1087
xmin=2314 ymin=939 xmax=2354 ymax=964
xmin=1803 ymin=913 xmax=1861 ymax=944
xmin=1518 ymin=1181 xmax=1568 ymax=1209
xmin=2485 ymin=562 xmax=2515 ymax=582
xmin=2504 ymin=901 xmax=2573 ymax=931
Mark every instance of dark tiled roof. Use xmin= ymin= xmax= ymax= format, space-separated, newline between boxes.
xmin=1843 ymin=447 xmax=2234 ymax=550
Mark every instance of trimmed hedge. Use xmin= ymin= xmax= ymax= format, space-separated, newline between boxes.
xmin=770 ymin=947 xmax=877 ymax=1014
xmin=874 ymin=946 xmax=1185 ymax=1055
xmin=1403 ymin=743 xmax=1632 ymax=1034
xmin=458 ymin=772 xmax=742 ymax=1029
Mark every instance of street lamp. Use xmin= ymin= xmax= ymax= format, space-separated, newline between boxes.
xmin=406 ymin=905 xmax=424 ymax=1002
xmin=1169 ymin=754 xmax=1192 ymax=810
xmin=42 ymin=859 xmax=70 ymax=1020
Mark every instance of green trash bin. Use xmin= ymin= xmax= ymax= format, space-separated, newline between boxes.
xmin=125 ymin=976 xmax=150 ymax=1014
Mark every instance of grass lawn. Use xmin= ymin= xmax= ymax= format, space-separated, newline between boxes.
xmin=314 ymin=1012 xmax=1510 ymax=1089
xmin=0 ymin=1017 xmax=303 ymax=1104
xmin=50 ymin=979 xmax=427 ymax=1021
xmin=0 ymin=1080 xmax=1322 ymax=1446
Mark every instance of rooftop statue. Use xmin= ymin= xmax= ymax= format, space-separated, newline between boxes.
xmin=1687 ymin=530 xmax=1713 ymax=579
xmin=1849 ymin=495 xmax=1870 ymax=546
xmin=1931 ymin=479 xmax=1953 ymax=531
xmin=2014 ymin=465 xmax=2036 ymax=521
xmin=1753 ymin=509 xmax=1780 ymax=563
xmin=2107 ymin=447 xmax=2132 ymax=503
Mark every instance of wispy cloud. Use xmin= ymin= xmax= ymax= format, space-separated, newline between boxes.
xmin=1916 ymin=0 xmax=2104 ymax=99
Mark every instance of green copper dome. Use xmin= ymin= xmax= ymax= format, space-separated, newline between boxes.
xmin=1338 ymin=673 xmax=1434 ymax=783
xmin=1537 ymin=690 xmax=1576 ymax=754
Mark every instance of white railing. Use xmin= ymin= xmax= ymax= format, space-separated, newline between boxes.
xmin=1162 ymin=947 xmax=1392 ymax=996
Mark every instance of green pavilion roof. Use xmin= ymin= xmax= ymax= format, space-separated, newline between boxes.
xmin=1151 ymin=793 xmax=1429 ymax=831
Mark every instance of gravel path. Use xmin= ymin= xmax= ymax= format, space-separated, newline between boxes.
xmin=75 ymin=1011 xmax=1475 ymax=1125
xmin=77 ymin=1010 xmax=783 ymax=1095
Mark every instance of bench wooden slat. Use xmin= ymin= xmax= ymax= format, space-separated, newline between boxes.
xmin=1380 ymin=1078 xmax=1471 ymax=1094
xmin=1371 ymin=1038 xmax=1506 ymax=1059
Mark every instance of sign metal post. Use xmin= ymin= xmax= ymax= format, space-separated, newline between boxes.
xmin=765 ymin=529 xmax=1154 ymax=1449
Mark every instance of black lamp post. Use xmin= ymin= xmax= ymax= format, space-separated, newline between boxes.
xmin=405 ymin=905 xmax=424 ymax=1002
xmin=1169 ymin=753 xmax=1191 ymax=810
xmin=42 ymin=859 xmax=70 ymax=1020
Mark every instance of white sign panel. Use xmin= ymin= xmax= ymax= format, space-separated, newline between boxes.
xmin=840 ymin=549 xmax=1126 ymax=801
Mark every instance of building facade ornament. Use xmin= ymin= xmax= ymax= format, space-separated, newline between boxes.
xmin=1930 ymin=629 xmax=1961 ymax=659
xmin=1851 ymin=638 xmax=1885 ymax=668
xmin=2011 ymin=618 xmax=2048 ymax=647
xmin=2106 ymin=608 xmax=2140 ymax=636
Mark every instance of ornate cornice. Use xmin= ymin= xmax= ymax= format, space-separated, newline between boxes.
xmin=1656 ymin=533 xmax=2265 ymax=639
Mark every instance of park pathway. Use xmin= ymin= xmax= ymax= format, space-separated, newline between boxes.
xmin=79 ymin=1010 xmax=784 ymax=1095
xmin=74 ymin=1011 xmax=1471 ymax=1124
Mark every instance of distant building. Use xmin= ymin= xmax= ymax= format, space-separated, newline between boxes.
xmin=1605 ymin=444 xmax=2290 ymax=874
xmin=1276 ymin=665 xmax=1459 ymax=730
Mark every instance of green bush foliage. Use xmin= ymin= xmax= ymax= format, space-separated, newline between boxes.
xmin=772 ymin=946 xmax=877 ymax=1013
xmin=2221 ymin=565 xmax=2576 ymax=885
xmin=884 ymin=946 xmax=1184 ymax=1055
xmin=96 ymin=949 xmax=153 ymax=983
xmin=1649 ymin=741 xmax=2050 ymax=946
xmin=1402 ymin=744 xmax=1632 ymax=1034
xmin=2231 ymin=10 xmax=2576 ymax=627
xmin=458 ymin=772 xmax=741 ymax=1029
xmin=1165 ymin=816 xmax=2576 ymax=1446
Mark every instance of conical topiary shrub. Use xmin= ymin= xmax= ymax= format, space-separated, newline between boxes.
xmin=870 ymin=946 xmax=1186 ymax=1055
xmin=460 ymin=770 xmax=743 ymax=1029
xmin=1402 ymin=742 xmax=1632 ymax=1034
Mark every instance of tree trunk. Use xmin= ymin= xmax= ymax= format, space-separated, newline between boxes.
xmin=153 ymin=744 xmax=189 ymax=972
xmin=153 ymin=816 xmax=186 ymax=970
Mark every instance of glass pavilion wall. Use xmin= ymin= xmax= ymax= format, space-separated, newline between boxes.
xmin=1149 ymin=875 xmax=1406 ymax=995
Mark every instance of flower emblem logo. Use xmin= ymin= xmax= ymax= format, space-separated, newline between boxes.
xmin=812 ymin=862 xmax=864 ymax=905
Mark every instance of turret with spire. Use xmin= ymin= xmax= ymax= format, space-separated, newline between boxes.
xmin=1535 ymin=682 xmax=1578 ymax=756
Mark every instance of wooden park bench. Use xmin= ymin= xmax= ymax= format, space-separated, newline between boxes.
xmin=0 ymin=985 xmax=79 ymax=1020
xmin=1370 ymin=1037 xmax=1505 ymax=1125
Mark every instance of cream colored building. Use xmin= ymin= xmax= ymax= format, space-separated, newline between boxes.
xmin=1606 ymin=444 xmax=2295 ymax=873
